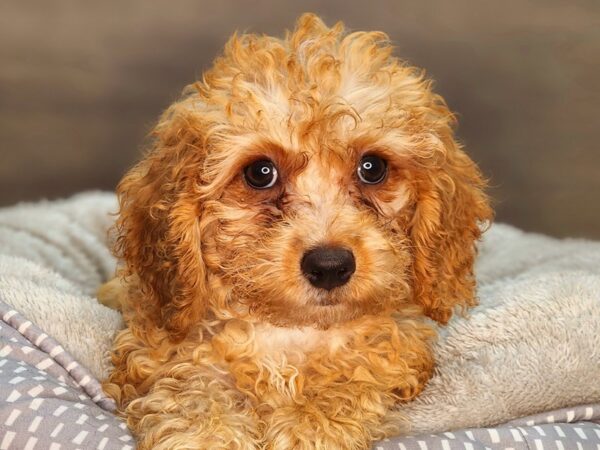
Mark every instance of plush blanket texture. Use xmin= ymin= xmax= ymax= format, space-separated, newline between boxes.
xmin=1 ymin=192 xmax=599 ymax=448
xmin=0 ymin=192 xmax=121 ymax=380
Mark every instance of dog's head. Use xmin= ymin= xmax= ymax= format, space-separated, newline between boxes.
xmin=116 ymin=14 xmax=492 ymax=339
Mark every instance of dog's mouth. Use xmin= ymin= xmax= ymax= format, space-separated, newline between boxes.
xmin=314 ymin=297 xmax=342 ymax=307
xmin=310 ymin=288 xmax=348 ymax=307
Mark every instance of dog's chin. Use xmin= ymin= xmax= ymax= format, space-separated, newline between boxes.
xmin=247 ymin=293 xmax=387 ymax=330
xmin=265 ymin=304 xmax=361 ymax=330
xmin=230 ymin=279 xmax=399 ymax=329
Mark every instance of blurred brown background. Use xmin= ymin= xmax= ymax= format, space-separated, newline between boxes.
xmin=1 ymin=1 xmax=599 ymax=237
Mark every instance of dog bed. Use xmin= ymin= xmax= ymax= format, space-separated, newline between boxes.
xmin=0 ymin=192 xmax=599 ymax=449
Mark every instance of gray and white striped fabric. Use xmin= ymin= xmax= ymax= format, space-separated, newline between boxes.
xmin=0 ymin=299 xmax=133 ymax=449
xmin=376 ymin=404 xmax=600 ymax=449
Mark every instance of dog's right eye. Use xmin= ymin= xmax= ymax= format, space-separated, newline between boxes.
xmin=244 ymin=159 xmax=278 ymax=189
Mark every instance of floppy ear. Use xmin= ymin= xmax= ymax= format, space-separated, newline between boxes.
xmin=409 ymin=133 xmax=492 ymax=324
xmin=115 ymin=106 xmax=208 ymax=340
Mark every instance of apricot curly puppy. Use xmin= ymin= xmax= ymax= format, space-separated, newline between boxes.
xmin=101 ymin=13 xmax=492 ymax=450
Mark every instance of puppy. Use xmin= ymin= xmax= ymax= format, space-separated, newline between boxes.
xmin=101 ymin=13 xmax=492 ymax=450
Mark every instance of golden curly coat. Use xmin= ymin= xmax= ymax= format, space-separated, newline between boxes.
xmin=100 ymin=13 xmax=492 ymax=450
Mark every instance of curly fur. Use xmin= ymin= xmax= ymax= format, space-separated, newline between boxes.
xmin=101 ymin=13 xmax=492 ymax=449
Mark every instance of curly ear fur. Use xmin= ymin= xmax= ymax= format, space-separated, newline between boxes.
xmin=409 ymin=118 xmax=492 ymax=324
xmin=115 ymin=105 xmax=208 ymax=340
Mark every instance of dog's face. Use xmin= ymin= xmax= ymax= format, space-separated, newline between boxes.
xmin=116 ymin=14 xmax=491 ymax=338
xmin=206 ymin=138 xmax=413 ymax=330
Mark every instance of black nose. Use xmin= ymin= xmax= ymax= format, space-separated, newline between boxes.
xmin=301 ymin=247 xmax=356 ymax=291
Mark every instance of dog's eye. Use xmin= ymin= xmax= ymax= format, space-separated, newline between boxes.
xmin=244 ymin=159 xmax=278 ymax=189
xmin=357 ymin=155 xmax=387 ymax=185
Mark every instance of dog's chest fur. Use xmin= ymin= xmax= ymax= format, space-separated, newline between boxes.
xmin=210 ymin=319 xmax=351 ymax=369
xmin=253 ymin=323 xmax=349 ymax=358
xmin=209 ymin=314 xmax=432 ymax=407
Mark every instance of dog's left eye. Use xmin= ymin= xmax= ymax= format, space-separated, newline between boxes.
xmin=244 ymin=159 xmax=278 ymax=189
xmin=357 ymin=155 xmax=387 ymax=185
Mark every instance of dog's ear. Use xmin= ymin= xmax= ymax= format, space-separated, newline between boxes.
xmin=408 ymin=130 xmax=492 ymax=324
xmin=115 ymin=104 xmax=208 ymax=340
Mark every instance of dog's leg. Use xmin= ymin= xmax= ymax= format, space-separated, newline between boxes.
xmin=261 ymin=384 xmax=397 ymax=450
xmin=104 ymin=323 xmax=263 ymax=450
xmin=106 ymin=361 xmax=261 ymax=450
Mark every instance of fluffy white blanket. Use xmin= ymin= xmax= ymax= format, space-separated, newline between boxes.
xmin=0 ymin=192 xmax=598 ymax=433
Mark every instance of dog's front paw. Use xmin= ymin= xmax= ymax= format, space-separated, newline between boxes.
xmin=262 ymin=406 xmax=373 ymax=450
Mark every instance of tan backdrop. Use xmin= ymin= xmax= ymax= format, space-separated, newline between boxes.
xmin=1 ymin=0 xmax=599 ymax=237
